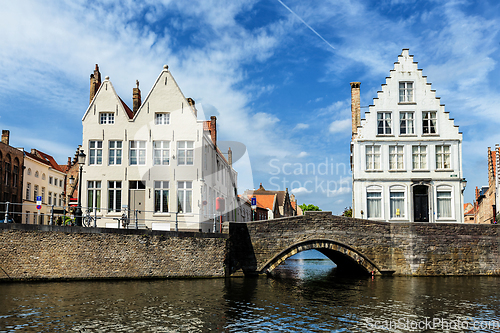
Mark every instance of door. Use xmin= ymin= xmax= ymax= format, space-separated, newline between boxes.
xmin=413 ymin=185 xmax=429 ymax=222
xmin=129 ymin=190 xmax=145 ymax=225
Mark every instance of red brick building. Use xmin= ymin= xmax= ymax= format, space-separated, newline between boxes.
xmin=0 ymin=130 xmax=24 ymax=222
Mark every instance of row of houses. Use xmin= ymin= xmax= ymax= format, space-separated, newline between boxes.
xmin=464 ymin=145 xmax=499 ymax=224
xmin=0 ymin=65 xmax=301 ymax=230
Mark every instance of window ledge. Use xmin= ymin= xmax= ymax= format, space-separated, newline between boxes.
xmin=376 ymin=134 xmax=395 ymax=137
xmin=389 ymin=170 xmax=407 ymax=172
xmin=422 ymin=134 xmax=439 ymax=137
xmin=436 ymin=169 xmax=453 ymax=172
xmin=398 ymin=102 xmax=416 ymax=105
xmin=153 ymin=213 xmax=171 ymax=217
xmin=365 ymin=170 xmax=383 ymax=172
xmin=412 ymin=169 xmax=430 ymax=172
xmin=399 ymin=134 xmax=417 ymax=137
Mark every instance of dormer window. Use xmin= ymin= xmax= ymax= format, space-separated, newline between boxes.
xmin=100 ymin=112 xmax=114 ymax=124
xmin=399 ymin=82 xmax=414 ymax=103
xmin=377 ymin=112 xmax=392 ymax=135
xmin=155 ymin=113 xmax=170 ymax=125
xmin=422 ymin=111 xmax=437 ymax=134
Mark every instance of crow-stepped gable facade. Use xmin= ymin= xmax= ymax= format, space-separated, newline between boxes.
xmin=351 ymin=49 xmax=466 ymax=223
xmin=81 ymin=65 xmax=237 ymax=232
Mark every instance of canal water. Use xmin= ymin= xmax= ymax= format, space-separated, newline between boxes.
xmin=1 ymin=250 xmax=500 ymax=332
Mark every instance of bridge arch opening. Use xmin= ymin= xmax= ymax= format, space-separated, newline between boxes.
xmin=260 ymin=240 xmax=380 ymax=276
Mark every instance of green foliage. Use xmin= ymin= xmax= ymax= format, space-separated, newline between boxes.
xmin=299 ymin=203 xmax=321 ymax=212
xmin=342 ymin=207 xmax=352 ymax=217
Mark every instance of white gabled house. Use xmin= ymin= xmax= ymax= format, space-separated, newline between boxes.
xmin=81 ymin=65 xmax=237 ymax=232
xmin=350 ymin=49 xmax=466 ymax=223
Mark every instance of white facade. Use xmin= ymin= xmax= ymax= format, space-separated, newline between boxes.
xmin=23 ymin=152 xmax=66 ymax=224
xmin=351 ymin=49 xmax=465 ymax=223
xmin=81 ymin=66 xmax=237 ymax=232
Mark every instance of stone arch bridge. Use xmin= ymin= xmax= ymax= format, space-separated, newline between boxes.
xmin=227 ymin=212 xmax=500 ymax=276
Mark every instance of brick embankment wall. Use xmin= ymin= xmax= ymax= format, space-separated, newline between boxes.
xmin=0 ymin=224 xmax=228 ymax=281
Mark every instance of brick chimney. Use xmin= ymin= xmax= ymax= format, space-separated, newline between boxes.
xmin=210 ymin=116 xmax=217 ymax=147
xmin=350 ymin=82 xmax=361 ymax=138
xmin=228 ymin=147 xmax=232 ymax=167
xmin=1 ymin=130 xmax=10 ymax=145
xmin=89 ymin=64 xmax=102 ymax=104
xmin=133 ymin=80 xmax=141 ymax=113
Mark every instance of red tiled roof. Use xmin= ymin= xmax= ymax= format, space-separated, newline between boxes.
xmin=25 ymin=151 xmax=51 ymax=167
xmin=119 ymin=97 xmax=135 ymax=119
xmin=247 ymin=194 xmax=276 ymax=210
xmin=35 ymin=150 xmax=64 ymax=172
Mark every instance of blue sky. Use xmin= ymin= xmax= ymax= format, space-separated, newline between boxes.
xmin=1 ymin=0 xmax=499 ymax=214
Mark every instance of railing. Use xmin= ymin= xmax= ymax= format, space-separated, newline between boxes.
xmin=0 ymin=201 xmax=229 ymax=233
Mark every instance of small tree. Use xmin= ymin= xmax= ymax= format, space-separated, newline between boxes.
xmin=299 ymin=203 xmax=321 ymax=212
xmin=342 ymin=207 xmax=352 ymax=217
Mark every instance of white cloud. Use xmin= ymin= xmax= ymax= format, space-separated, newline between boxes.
xmin=294 ymin=123 xmax=309 ymax=130
xmin=291 ymin=187 xmax=312 ymax=195
xmin=329 ymin=119 xmax=351 ymax=134
xmin=297 ymin=151 xmax=308 ymax=158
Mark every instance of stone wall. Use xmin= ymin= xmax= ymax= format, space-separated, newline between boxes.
xmin=228 ymin=212 xmax=500 ymax=276
xmin=0 ymin=224 xmax=228 ymax=281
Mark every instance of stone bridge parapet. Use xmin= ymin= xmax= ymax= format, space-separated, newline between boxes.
xmin=227 ymin=212 xmax=500 ymax=276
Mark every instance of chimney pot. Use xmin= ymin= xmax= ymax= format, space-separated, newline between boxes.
xmin=210 ymin=116 xmax=217 ymax=147
xmin=350 ymin=82 xmax=361 ymax=138
xmin=1 ymin=130 xmax=10 ymax=145
xmin=133 ymin=80 xmax=142 ymax=113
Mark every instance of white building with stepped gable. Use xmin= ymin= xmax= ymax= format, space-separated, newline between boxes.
xmin=350 ymin=49 xmax=466 ymax=223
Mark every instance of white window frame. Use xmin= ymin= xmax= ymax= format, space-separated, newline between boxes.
xmin=377 ymin=112 xmax=392 ymax=135
xmin=34 ymin=185 xmax=39 ymax=199
xmin=41 ymin=187 xmax=46 ymax=204
xmin=154 ymin=181 xmax=169 ymax=213
xmin=399 ymin=82 xmax=414 ymax=103
xmin=389 ymin=186 xmax=406 ymax=219
xmin=100 ymin=112 xmax=115 ymax=124
xmin=26 ymin=183 xmax=31 ymax=201
xmin=399 ymin=111 xmax=414 ymax=135
xmin=155 ymin=112 xmax=170 ymax=125
xmin=153 ymin=141 xmax=170 ymax=165
xmin=366 ymin=186 xmax=383 ymax=219
xmin=435 ymin=145 xmax=451 ymax=170
xmin=422 ymin=111 xmax=437 ymax=135
xmin=177 ymin=141 xmax=194 ymax=166
xmin=366 ymin=145 xmax=381 ymax=171
xmin=48 ymin=191 xmax=52 ymax=205
xmin=89 ymin=140 xmax=103 ymax=165
xmin=49 ymin=176 xmax=53 ymax=185
xmin=87 ymin=180 xmax=101 ymax=212
xmin=412 ymin=145 xmax=427 ymax=170
xmin=129 ymin=141 xmax=146 ymax=165
xmin=389 ymin=145 xmax=404 ymax=171
xmin=108 ymin=140 xmax=123 ymax=165
xmin=177 ymin=181 xmax=192 ymax=214
xmin=108 ymin=181 xmax=122 ymax=213
xmin=435 ymin=186 xmax=454 ymax=220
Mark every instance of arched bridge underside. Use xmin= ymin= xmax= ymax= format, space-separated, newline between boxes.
xmin=260 ymin=239 xmax=380 ymax=276
xmin=227 ymin=212 xmax=500 ymax=276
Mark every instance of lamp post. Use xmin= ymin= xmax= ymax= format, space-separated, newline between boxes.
xmin=75 ymin=150 xmax=86 ymax=226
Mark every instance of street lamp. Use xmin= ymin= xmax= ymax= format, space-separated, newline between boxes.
xmin=75 ymin=150 xmax=86 ymax=226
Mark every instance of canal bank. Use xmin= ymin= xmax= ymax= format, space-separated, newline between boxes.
xmin=0 ymin=223 xmax=228 ymax=281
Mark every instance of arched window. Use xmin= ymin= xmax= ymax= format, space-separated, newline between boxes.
xmin=366 ymin=185 xmax=383 ymax=219
xmin=13 ymin=158 xmax=19 ymax=188
xmin=389 ymin=185 xmax=406 ymax=219
xmin=42 ymin=173 xmax=46 ymax=180
xmin=27 ymin=168 xmax=32 ymax=176
xmin=4 ymin=154 xmax=11 ymax=186
xmin=35 ymin=171 xmax=39 ymax=178
xmin=436 ymin=185 xmax=453 ymax=219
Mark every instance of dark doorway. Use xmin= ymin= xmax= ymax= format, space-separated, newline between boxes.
xmin=413 ymin=185 xmax=429 ymax=222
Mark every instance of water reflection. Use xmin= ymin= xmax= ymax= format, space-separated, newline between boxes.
xmin=0 ymin=255 xmax=500 ymax=332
